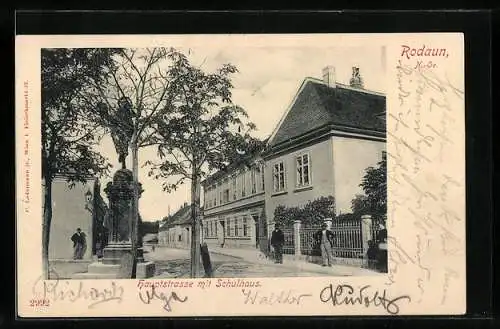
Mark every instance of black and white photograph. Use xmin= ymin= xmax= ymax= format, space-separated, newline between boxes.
xmin=17 ymin=31 xmax=467 ymax=317
xmin=41 ymin=44 xmax=388 ymax=280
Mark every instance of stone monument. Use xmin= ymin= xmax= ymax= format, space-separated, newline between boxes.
xmin=72 ymin=98 xmax=155 ymax=279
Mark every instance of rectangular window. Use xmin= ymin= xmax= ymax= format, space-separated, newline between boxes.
xmin=215 ymin=220 xmax=218 ymax=235
xmin=230 ymin=218 xmax=236 ymax=237
xmin=260 ymin=164 xmax=265 ymax=191
xmin=206 ymin=189 xmax=211 ymax=208
xmin=232 ymin=176 xmax=237 ymax=200
xmin=223 ymin=189 xmax=229 ymax=203
xmin=273 ymin=161 xmax=285 ymax=192
xmin=234 ymin=218 xmax=239 ymax=237
xmin=226 ymin=219 xmax=230 ymax=236
xmin=205 ymin=225 xmax=209 ymax=238
xmin=251 ymin=169 xmax=256 ymax=194
xmin=243 ymin=217 xmax=248 ymax=236
xmin=296 ymin=154 xmax=311 ymax=187
xmin=241 ymin=171 xmax=246 ymax=197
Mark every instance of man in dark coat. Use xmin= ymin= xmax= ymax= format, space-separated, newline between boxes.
xmin=270 ymin=223 xmax=285 ymax=264
xmin=71 ymin=228 xmax=86 ymax=260
xmin=313 ymin=222 xmax=335 ymax=266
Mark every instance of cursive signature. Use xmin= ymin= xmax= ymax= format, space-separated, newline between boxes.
xmin=32 ymin=270 xmax=124 ymax=309
xmin=319 ymin=284 xmax=411 ymax=315
xmin=241 ymin=289 xmax=312 ymax=305
xmin=138 ymin=285 xmax=188 ymax=311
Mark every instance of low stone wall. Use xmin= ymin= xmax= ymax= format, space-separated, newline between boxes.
xmin=49 ymin=259 xmax=92 ymax=279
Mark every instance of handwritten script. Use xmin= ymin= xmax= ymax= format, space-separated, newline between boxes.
xmin=320 ymin=284 xmax=411 ymax=315
xmin=241 ymin=289 xmax=312 ymax=306
xmin=138 ymin=285 xmax=188 ymax=312
xmin=389 ymin=57 xmax=464 ymax=304
xmin=32 ymin=270 xmax=124 ymax=309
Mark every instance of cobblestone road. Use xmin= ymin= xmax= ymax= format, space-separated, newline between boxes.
xmin=146 ymin=247 xmax=351 ymax=278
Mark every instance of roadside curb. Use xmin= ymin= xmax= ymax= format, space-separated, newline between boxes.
xmin=209 ymin=249 xmax=380 ymax=276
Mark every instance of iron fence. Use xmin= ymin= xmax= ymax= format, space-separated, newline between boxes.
xmin=331 ymin=219 xmax=363 ymax=259
xmin=282 ymin=227 xmax=295 ymax=255
xmin=300 ymin=226 xmax=322 ymax=256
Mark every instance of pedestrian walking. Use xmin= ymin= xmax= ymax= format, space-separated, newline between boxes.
xmin=270 ymin=223 xmax=285 ymax=264
xmin=313 ymin=223 xmax=335 ymax=267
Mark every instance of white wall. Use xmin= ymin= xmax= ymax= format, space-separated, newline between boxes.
xmin=264 ymin=138 xmax=335 ymax=232
xmin=332 ymin=137 xmax=385 ymax=214
xmin=49 ymin=179 xmax=94 ymax=260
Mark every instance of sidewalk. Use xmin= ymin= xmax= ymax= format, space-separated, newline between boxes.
xmin=208 ymin=246 xmax=383 ymax=277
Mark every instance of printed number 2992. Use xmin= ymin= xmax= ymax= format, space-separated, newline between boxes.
xmin=29 ymin=299 xmax=50 ymax=307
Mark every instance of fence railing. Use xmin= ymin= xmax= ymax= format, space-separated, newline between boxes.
xmin=331 ymin=220 xmax=363 ymax=259
xmin=274 ymin=215 xmax=386 ymax=270
xmin=282 ymin=227 xmax=295 ymax=255
xmin=300 ymin=226 xmax=321 ymax=256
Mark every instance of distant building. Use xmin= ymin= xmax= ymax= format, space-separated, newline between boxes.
xmin=158 ymin=203 xmax=201 ymax=249
xmin=46 ymin=176 xmax=108 ymax=262
xmin=201 ymin=148 xmax=267 ymax=252
xmin=263 ymin=66 xmax=386 ymax=234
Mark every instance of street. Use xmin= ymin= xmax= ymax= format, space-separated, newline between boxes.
xmin=144 ymin=246 xmax=379 ymax=278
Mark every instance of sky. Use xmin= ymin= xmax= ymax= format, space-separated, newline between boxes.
xmin=96 ymin=42 xmax=386 ymax=222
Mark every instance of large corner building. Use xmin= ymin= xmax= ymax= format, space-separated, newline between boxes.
xmin=202 ymin=66 xmax=386 ymax=253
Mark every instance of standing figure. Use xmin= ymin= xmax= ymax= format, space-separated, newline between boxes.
xmin=270 ymin=223 xmax=285 ymax=264
xmin=376 ymin=222 xmax=388 ymax=272
xmin=71 ymin=228 xmax=87 ymax=260
xmin=95 ymin=231 xmax=105 ymax=261
xmin=366 ymin=239 xmax=378 ymax=269
xmin=314 ymin=223 xmax=335 ymax=267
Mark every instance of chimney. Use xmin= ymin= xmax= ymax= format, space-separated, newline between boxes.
xmin=349 ymin=66 xmax=364 ymax=88
xmin=322 ymin=66 xmax=336 ymax=88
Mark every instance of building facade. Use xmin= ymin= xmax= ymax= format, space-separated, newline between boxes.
xmin=263 ymin=66 xmax=386 ymax=234
xmin=200 ymin=66 xmax=386 ymax=254
xmin=158 ymin=203 xmax=194 ymax=249
xmin=201 ymin=156 xmax=267 ymax=251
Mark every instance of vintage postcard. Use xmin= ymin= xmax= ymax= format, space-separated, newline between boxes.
xmin=16 ymin=33 xmax=465 ymax=317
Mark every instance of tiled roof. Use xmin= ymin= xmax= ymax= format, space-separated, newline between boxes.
xmin=159 ymin=204 xmax=203 ymax=231
xmin=269 ymin=78 xmax=386 ymax=147
xmin=159 ymin=204 xmax=190 ymax=230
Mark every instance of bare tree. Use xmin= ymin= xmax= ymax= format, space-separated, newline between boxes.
xmin=145 ymin=51 xmax=264 ymax=277
xmin=80 ymin=48 xmax=182 ymax=278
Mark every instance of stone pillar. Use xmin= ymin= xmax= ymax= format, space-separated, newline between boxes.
xmin=101 ymin=169 xmax=144 ymax=265
xmin=361 ymin=214 xmax=373 ymax=257
xmin=324 ymin=217 xmax=333 ymax=230
xmin=73 ymin=168 xmax=155 ymax=279
xmin=293 ymin=220 xmax=301 ymax=257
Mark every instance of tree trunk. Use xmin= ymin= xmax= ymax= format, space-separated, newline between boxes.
xmin=190 ymin=172 xmax=201 ymax=278
xmin=42 ymin=175 xmax=52 ymax=279
xmin=130 ymin=136 xmax=140 ymax=279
